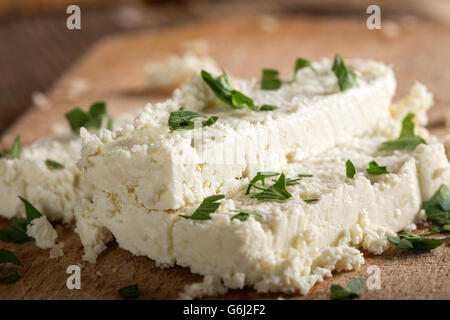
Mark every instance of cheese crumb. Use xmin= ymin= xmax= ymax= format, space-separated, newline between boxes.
xmin=49 ymin=242 xmax=64 ymax=259
xmin=26 ymin=216 xmax=57 ymax=249
xmin=179 ymin=275 xmax=229 ymax=300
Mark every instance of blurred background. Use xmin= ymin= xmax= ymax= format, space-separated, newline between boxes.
xmin=1 ymin=0 xmax=450 ymax=134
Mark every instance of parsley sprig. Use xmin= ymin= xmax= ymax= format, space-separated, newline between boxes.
xmin=248 ymin=173 xmax=292 ymax=201
xmin=0 ymin=250 xmax=22 ymax=285
xmin=293 ymin=58 xmax=317 ymax=81
xmin=330 ymin=278 xmax=366 ymax=300
xmin=231 ymin=210 xmax=262 ymax=222
xmin=0 ymin=197 xmax=42 ymax=243
xmin=346 ymin=160 xmax=356 ymax=178
xmin=168 ymin=108 xmax=218 ymax=131
xmin=118 ymin=284 xmax=141 ymax=299
xmin=332 ymin=54 xmax=357 ymax=91
xmin=181 ymin=195 xmax=225 ymax=220
xmin=65 ymin=101 xmax=113 ymax=132
xmin=261 ymin=69 xmax=281 ymax=90
xmin=201 ymin=70 xmax=277 ymax=112
xmin=387 ymin=232 xmax=450 ymax=253
xmin=45 ymin=159 xmax=65 ymax=170
xmin=422 ymin=184 xmax=450 ymax=233
xmin=366 ymin=161 xmax=389 ymax=175
xmin=0 ymin=136 xmax=21 ymax=159
xmin=380 ymin=113 xmax=426 ymax=151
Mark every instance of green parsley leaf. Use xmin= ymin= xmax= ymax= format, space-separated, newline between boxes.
xmin=285 ymin=177 xmax=301 ymax=185
xmin=45 ymin=160 xmax=65 ymax=170
xmin=332 ymin=54 xmax=357 ymax=91
xmin=298 ymin=174 xmax=313 ymax=178
xmin=118 ymin=284 xmax=141 ymax=299
xmin=331 ymin=278 xmax=366 ymax=300
xmin=259 ymin=104 xmax=278 ymax=111
xmin=366 ymin=161 xmax=389 ymax=175
xmin=168 ymin=108 xmax=218 ymax=131
xmin=65 ymin=101 xmax=113 ymax=132
xmin=231 ymin=90 xmax=258 ymax=111
xmin=250 ymin=173 xmax=292 ymax=201
xmin=346 ymin=159 xmax=356 ymax=179
xmin=422 ymin=184 xmax=450 ymax=233
xmin=231 ymin=210 xmax=262 ymax=222
xmin=293 ymin=58 xmax=316 ymax=81
xmin=10 ymin=136 xmax=21 ymax=158
xmin=0 ymin=250 xmax=23 ymax=266
xmin=304 ymin=199 xmax=319 ymax=203
xmin=181 ymin=195 xmax=225 ymax=220
xmin=387 ymin=232 xmax=450 ymax=253
xmin=0 ymin=136 xmax=21 ymax=159
xmin=261 ymin=69 xmax=281 ymax=90
xmin=0 ymin=197 xmax=42 ymax=243
xmin=246 ymin=171 xmax=280 ymax=195
xmin=201 ymin=70 xmax=278 ymax=112
xmin=379 ymin=113 xmax=426 ymax=151
xmin=0 ymin=274 xmax=21 ymax=284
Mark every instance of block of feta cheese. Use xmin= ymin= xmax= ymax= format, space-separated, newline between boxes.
xmin=75 ymin=134 xmax=450 ymax=295
xmin=0 ymin=111 xmax=138 ymax=224
xmin=79 ymin=59 xmax=396 ymax=211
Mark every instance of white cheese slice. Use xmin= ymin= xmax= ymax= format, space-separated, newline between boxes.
xmin=0 ymin=112 xmax=138 ymax=224
xmin=75 ymin=135 xmax=449 ymax=296
xmin=79 ymin=59 xmax=396 ymax=211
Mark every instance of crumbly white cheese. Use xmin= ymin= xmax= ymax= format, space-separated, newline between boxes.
xmin=26 ymin=216 xmax=57 ymax=249
xmin=444 ymin=135 xmax=450 ymax=159
xmin=390 ymin=82 xmax=432 ymax=127
xmin=49 ymin=242 xmax=64 ymax=259
xmin=79 ymin=59 xmax=396 ymax=211
xmin=0 ymin=136 xmax=88 ymax=224
xmin=179 ymin=275 xmax=229 ymax=300
xmin=76 ymin=133 xmax=449 ymax=297
xmin=0 ymin=112 xmax=138 ymax=224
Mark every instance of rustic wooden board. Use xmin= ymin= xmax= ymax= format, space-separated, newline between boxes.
xmin=0 ymin=16 xmax=449 ymax=300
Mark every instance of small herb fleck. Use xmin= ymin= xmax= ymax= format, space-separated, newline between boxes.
xmin=118 ymin=284 xmax=141 ymax=299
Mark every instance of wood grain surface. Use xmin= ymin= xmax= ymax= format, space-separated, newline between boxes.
xmin=0 ymin=16 xmax=449 ymax=299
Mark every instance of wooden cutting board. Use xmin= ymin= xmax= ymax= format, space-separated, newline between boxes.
xmin=0 ymin=16 xmax=449 ymax=300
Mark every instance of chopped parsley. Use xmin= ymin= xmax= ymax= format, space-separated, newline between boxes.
xmin=366 ymin=161 xmax=389 ymax=175
xmin=297 ymin=174 xmax=313 ymax=178
xmin=346 ymin=159 xmax=356 ymax=178
xmin=45 ymin=160 xmax=65 ymax=170
xmin=293 ymin=58 xmax=316 ymax=81
xmin=0 ymin=250 xmax=23 ymax=266
xmin=422 ymin=184 xmax=450 ymax=233
xmin=304 ymin=199 xmax=319 ymax=203
xmin=0 ymin=136 xmax=21 ymax=159
xmin=180 ymin=195 xmax=225 ymax=220
xmin=168 ymin=108 xmax=218 ymax=131
xmin=65 ymin=101 xmax=113 ymax=132
xmin=261 ymin=69 xmax=281 ymax=90
xmin=246 ymin=171 xmax=280 ymax=195
xmin=285 ymin=178 xmax=301 ymax=185
xmin=249 ymin=173 xmax=292 ymax=201
xmin=332 ymin=54 xmax=357 ymax=91
xmin=231 ymin=210 xmax=262 ymax=221
xmin=387 ymin=232 xmax=450 ymax=253
xmin=0 ymin=274 xmax=21 ymax=284
xmin=118 ymin=284 xmax=141 ymax=299
xmin=0 ymin=197 xmax=42 ymax=243
xmin=379 ymin=113 xmax=426 ymax=151
xmin=0 ymin=250 xmax=22 ymax=285
xmin=201 ymin=70 xmax=278 ymax=112
xmin=330 ymin=278 xmax=366 ymax=300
